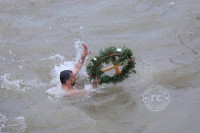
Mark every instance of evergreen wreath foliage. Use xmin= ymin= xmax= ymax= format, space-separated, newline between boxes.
xmin=86 ymin=46 xmax=136 ymax=85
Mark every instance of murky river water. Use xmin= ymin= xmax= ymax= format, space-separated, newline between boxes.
xmin=0 ymin=0 xmax=200 ymax=133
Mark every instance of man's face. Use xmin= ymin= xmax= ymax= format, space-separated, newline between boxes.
xmin=69 ymin=73 xmax=76 ymax=86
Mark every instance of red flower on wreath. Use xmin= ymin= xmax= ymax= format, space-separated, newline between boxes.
xmin=129 ymin=56 xmax=135 ymax=63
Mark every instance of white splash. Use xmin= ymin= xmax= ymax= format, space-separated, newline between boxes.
xmin=0 ymin=73 xmax=23 ymax=90
xmin=0 ymin=73 xmax=32 ymax=91
xmin=0 ymin=113 xmax=8 ymax=132
xmin=169 ymin=1 xmax=174 ymax=6
xmin=6 ymin=116 xmax=26 ymax=133
xmin=74 ymin=39 xmax=84 ymax=63
xmin=0 ymin=114 xmax=26 ymax=133
xmin=8 ymin=50 xmax=12 ymax=55
xmin=15 ymin=117 xmax=26 ymax=132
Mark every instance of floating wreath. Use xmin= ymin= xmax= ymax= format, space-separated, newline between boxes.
xmin=86 ymin=46 xmax=136 ymax=85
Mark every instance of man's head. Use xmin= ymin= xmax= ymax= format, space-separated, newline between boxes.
xmin=60 ymin=70 xmax=76 ymax=86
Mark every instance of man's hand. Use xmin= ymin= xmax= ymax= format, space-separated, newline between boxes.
xmin=82 ymin=43 xmax=91 ymax=56
xmin=92 ymin=77 xmax=99 ymax=89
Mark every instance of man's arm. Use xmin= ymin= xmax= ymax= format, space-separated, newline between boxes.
xmin=72 ymin=43 xmax=91 ymax=76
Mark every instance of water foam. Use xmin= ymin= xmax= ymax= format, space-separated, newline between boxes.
xmin=0 ymin=73 xmax=32 ymax=91
xmin=0 ymin=73 xmax=23 ymax=90
xmin=169 ymin=1 xmax=175 ymax=6
xmin=0 ymin=114 xmax=26 ymax=133
xmin=5 ymin=116 xmax=26 ymax=133
xmin=0 ymin=113 xmax=7 ymax=132
xmin=14 ymin=117 xmax=26 ymax=133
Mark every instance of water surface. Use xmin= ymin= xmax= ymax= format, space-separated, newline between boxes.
xmin=0 ymin=0 xmax=200 ymax=133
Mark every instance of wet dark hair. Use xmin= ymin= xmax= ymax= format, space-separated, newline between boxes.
xmin=60 ymin=70 xmax=72 ymax=84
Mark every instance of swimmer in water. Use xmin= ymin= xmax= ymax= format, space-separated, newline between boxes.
xmin=60 ymin=43 xmax=99 ymax=95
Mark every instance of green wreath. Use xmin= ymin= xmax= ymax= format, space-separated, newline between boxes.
xmin=86 ymin=46 xmax=136 ymax=85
